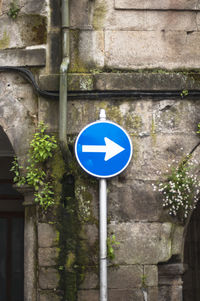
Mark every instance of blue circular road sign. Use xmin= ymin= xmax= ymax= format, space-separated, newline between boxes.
xmin=75 ymin=120 xmax=133 ymax=178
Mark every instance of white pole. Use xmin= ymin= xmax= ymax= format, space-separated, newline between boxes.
xmin=99 ymin=178 xmax=107 ymax=301
xmin=99 ymin=109 xmax=107 ymax=301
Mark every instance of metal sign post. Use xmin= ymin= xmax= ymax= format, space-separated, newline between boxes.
xmin=99 ymin=178 xmax=107 ymax=301
xmin=75 ymin=109 xmax=133 ymax=301
xmin=99 ymin=109 xmax=107 ymax=301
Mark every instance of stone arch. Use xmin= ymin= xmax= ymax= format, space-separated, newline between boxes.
xmin=0 ymin=72 xmax=38 ymax=301
xmin=157 ymin=142 xmax=200 ymax=301
xmin=0 ymin=72 xmax=37 ymax=164
xmin=0 ymin=124 xmax=24 ymax=301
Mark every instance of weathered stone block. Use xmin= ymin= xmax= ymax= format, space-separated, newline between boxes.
xmin=38 ymin=97 xmax=59 ymax=133
xmin=70 ymin=0 xmax=91 ymax=29
xmin=108 ymin=265 xmax=143 ymax=288
xmin=105 ymin=31 xmax=200 ymax=70
xmin=69 ymin=30 xmax=104 ymax=72
xmin=0 ymin=48 xmax=46 ymax=67
xmin=48 ymin=32 xmax=61 ymax=73
xmin=148 ymin=287 xmax=158 ymax=300
xmin=19 ymin=0 xmax=47 ymax=15
xmin=0 ymin=78 xmax=36 ymax=160
xmin=39 ymin=292 xmax=62 ymax=301
xmin=171 ymin=226 xmax=184 ymax=256
xmin=159 ymin=285 xmax=183 ymax=301
xmin=39 ymin=75 xmax=60 ymax=91
xmin=0 ymin=14 xmax=47 ymax=49
xmin=144 ymin=11 xmax=197 ymax=31
xmin=38 ymin=247 xmax=58 ymax=266
xmin=128 ymin=134 xmax=200 ymax=182
xmin=78 ymin=290 xmax=99 ymax=301
xmin=108 ymin=181 xmax=162 ymax=222
xmin=115 ymin=0 xmax=200 ymax=10
xmin=105 ymin=10 xmax=197 ymax=31
xmin=50 ymin=0 xmax=61 ymax=27
xmin=83 ymin=224 xmax=98 ymax=246
xmin=79 ymin=271 xmax=98 ymax=289
xmin=158 ymin=263 xmax=185 ymax=285
xmin=109 ymin=222 xmax=172 ymax=264
xmin=152 ymin=99 xmax=200 ymax=135
xmin=144 ymin=265 xmax=158 ymax=287
xmin=39 ymin=267 xmax=59 ymax=289
xmin=38 ymin=223 xmax=58 ymax=247
xmin=108 ymin=289 xmax=144 ymax=301
xmin=0 ymin=72 xmax=37 ymax=115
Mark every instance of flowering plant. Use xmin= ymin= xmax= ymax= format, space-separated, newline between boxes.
xmin=153 ymin=156 xmax=200 ymax=221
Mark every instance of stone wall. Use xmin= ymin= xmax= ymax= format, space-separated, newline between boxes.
xmin=69 ymin=0 xmax=200 ymax=71
xmin=0 ymin=0 xmax=200 ymax=301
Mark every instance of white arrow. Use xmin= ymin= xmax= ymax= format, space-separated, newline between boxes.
xmin=82 ymin=137 xmax=125 ymax=161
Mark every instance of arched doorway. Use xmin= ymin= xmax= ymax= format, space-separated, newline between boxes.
xmin=0 ymin=126 xmax=24 ymax=301
xmin=183 ymin=200 xmax=200 ymax=300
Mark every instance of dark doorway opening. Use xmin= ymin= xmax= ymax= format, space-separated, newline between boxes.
xmin=0 ymin=126 xmax=24 ymax=301
xmin=183 ymin=200 xmax=200 ymax=301
xmin=0 ymin=212 xmax=24 ymax=301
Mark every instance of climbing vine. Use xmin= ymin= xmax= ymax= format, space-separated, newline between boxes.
xmin=11 ymin=122 xmax=58 ymax=210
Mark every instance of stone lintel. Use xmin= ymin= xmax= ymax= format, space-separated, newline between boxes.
xmin=115 ymin=0 xmax=200 ymax=10
xmin=0 ymin=48 xmax=46 ymax=67
xmin=39 ymin=72 xmax=200 ymax=92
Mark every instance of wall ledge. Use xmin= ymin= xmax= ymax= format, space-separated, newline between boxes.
xmin=39 ymin=72 xmax=200 ymax=92
xmin=0 ymin=48 xmax=46 ymax=67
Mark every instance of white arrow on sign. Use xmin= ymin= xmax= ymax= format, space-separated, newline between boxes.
xmin=82 ymin=137 xmax=125 ymax=161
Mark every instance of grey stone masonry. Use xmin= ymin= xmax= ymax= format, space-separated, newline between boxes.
xmin=38 ymin=247 xmax=58 ymax=266
xmin=109 ymin=222 xmax=172 ymax=265
xmin=115 ymin=0 xmax=200 ymax=10
xmin=0 ymin=48 xmax=46 ymax=67
xmin=39 ymin=267 xmax=59 ymax=290
xmin=158 ymin=264 xmax=186 ymax=301
xmin=38 ymin=223 xmax=58 ymax=248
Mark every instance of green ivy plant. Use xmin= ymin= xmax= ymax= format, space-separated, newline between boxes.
xmin=7 ymin=0 xmax=20 ymax=19
xmin=107 ymin=234 xmax=120 ymax=261
xmin=180 ymin=89 xmax=189 ymax=98
xmin=11 ymin=122 xmax=58 ymax=210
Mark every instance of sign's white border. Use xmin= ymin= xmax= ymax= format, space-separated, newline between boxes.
xmin=75 ymin=120 xmax=133 ymax=178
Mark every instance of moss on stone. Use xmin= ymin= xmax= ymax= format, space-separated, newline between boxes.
xmin=69 ymin=30 xmax=89 ymax=73
xmin=0 ymin=31 xmax=10 ymax=49
xmin=19 ymin=14 xmax=47 ymax=45
xmin=92 ymin=1 xmax=107 ymax=30
xmin=79 ymin=76 xmax=93 ymax=90
xmin=150 ymin=118 xmax=157 ymax=145
xmin=96 ymin=102 xmax=123 ymax=124
xmin=75 ymin=177 xmax=95 ymax=224
xmin=125 ymin=114 xmax=143 ymax=135
xmin=65 ymin=252 xmax=76 ymax=270
xmin=52 ymin=148 xmax=98 ymax=300
xmin=51 ymin=149 xmax=66 ymax=198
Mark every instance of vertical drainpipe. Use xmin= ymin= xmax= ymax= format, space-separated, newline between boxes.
xmin=59 ymin=0 xmax=71 ymax=159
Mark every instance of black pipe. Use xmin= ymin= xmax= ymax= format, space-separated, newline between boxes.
xmin=1 ymin=66 xmax=200 ymax=100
